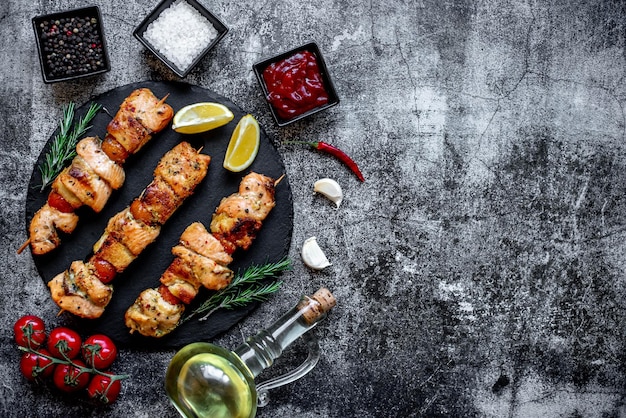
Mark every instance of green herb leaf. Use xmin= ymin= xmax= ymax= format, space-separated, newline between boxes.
xmin=39 ymin=101 xmax=102 ymax=191
xmin=182 ymin=257 xmax=291 ymax=323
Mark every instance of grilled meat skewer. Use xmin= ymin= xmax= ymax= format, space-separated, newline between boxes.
xmin=22 ymin=88 xmax=173 ymax=256
xmin=48 ymin=142 xmax=211 ymax=319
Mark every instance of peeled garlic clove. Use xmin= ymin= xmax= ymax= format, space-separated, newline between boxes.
xmin=314 ymin=178 xmax=343 ymax=207
xmin=301 ymin=237 xmax=331 ymax=270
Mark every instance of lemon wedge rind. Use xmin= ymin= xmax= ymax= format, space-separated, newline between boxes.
xmin=172 ymin=102 xmax=234 ymax=134
xmin=223 ymin=114 xmax=261 ymax=173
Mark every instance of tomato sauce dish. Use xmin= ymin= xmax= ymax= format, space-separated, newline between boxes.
xmin=253 ymin=42 xmax=339 ymax=126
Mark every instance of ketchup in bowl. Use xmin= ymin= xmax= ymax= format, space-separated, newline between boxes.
xmin=262 ymin=50 xmax=329 ymax=120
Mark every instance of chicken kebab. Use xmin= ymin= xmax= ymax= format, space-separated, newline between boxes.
xmin=125 ymin=172 xmax=279 ymax=338
xmin=48 ymin=141 xmax=211 ymax=319
xmin=20 ymin=88 xmax=174 ymax=256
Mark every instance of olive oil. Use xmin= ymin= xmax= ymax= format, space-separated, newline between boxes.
xmin=165 ymin=288 xmax=336 ymax=418
xmin=166 ymin=344 xmax=256 ymax=418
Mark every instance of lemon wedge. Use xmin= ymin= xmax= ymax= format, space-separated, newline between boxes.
xmin=314 ymin=178 xmax=343 ymax=207
xmin=301 ymin=237 xmax=332 ymax=270
xmin=172 ymin=103 xmax=234 ymax=134
xmin=223 ymin=114 xmax=260 ymax=172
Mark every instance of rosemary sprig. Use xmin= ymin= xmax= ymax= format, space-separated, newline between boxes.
xmin=39 ymin=101 xmax=102 ymax=191
xmin=182 ymin=257 xmax=292 ymax=323
xmin=197 ymin=281 xmax=284 ymax=321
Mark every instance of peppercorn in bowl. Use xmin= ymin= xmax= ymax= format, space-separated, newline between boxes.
xmin=253 ymin=42 xmax=340 ymax=126
xmin=133 ymin=0 xmax=229 ymax=77
xmin=32 ymin=6 xmax=110 ymax=83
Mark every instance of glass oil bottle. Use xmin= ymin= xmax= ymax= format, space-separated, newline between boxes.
xmin=165 ymin=287 xmax=336 ymax=418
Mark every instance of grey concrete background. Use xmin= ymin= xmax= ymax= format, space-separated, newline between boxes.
xmin=1 ymin=0 xmax=626 ymax=417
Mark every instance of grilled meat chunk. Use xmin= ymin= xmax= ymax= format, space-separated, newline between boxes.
xmin=121 ymin=88 xmax=173 ymax=133
xmin=58 ymin=156 xmax=113 ymax=213
xmin=211 ymin=172 xmax=276 ymax=253
xmin=105 ymin=88 xmax=173 ymax=155
xmin=179 ymin=222 xmax=233 ymax=266
xmin=125 ymin=288 xmax=184 ymax=338
xmin=29 ymin=203 xmax=79 ymax=255
xmin=96 ymin=207 xmax=161 ymax=256
xmin=48 ymin=261 xmax=113 ymax=319
xmin=76 ymin=136 xmax=125 ymax=189
xmin=170 ymin=245 xmax=233 ymax=291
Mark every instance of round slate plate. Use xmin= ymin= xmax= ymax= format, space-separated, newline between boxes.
xmin=25 ymin=81 xmax=293 ymax=349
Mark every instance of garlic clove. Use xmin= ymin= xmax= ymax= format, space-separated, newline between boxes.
xmin=301 ymin=237 xmax=331 ymax=270
xmin=314 ymin=178 xmax=343 ymax=207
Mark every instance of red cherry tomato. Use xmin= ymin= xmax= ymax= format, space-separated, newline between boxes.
xmin=129 ymin=199 xmax=154 ymax=225
xmin=19 ymin=349 xmax=54 ymax=381
xmin=101 ymin=134 xmax=129 ymax=163
xmin=158 ymin=284 xmax=181 ymax=305
xmin=52 ymin=359 xmax=91 ymax=392
xmin=47 ymin=191 xmax=75 ymax=213
xmin=91 ymin=258 xmax=117 ymax=284
xmin=82 ymin=334 xmax=117 ymax=370
xmin=47 ymin=327 xmax=82 ymax=360
xmin=87 ymin=373 xmax=121 ymax=404
xmin=14 ymin=315 xmax=47 ymax=349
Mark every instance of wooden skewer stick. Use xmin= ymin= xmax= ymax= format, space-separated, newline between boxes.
xmin=275 ymin=174 xmax=285 ymax=187
xmin=17 ymin=238 xmax=30 ymax=255
xmin=156 ymin=93 xmax=170 ymax=108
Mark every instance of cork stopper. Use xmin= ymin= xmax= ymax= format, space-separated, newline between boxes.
xmin=312 ymin=288 xmax=336 ymax=312
xmin=300 ymin=287 xmax=336 ymax=325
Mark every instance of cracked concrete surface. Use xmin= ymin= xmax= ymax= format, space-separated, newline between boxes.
xmin=1 ymin=0 xmax=626 ymax=416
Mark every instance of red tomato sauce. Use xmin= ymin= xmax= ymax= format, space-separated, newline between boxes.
xmin=262 ymin=50 xmax=329 ymax=120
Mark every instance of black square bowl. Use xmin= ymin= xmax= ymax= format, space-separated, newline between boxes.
xmin=253 ymin=42 xmax=339 ymax=127
xmin=133 ymin=0 xmax=228 ymax=77
xmin=32 ymin=6 xmax=111 ymax=84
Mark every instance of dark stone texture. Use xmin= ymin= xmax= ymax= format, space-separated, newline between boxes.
xmin=1 ymin=0 xmax=626 ymax=417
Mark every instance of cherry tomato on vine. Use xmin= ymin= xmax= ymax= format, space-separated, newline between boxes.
xmin=48 ymin=327 xmax=82 ymax=360
xmin=82 ymin=334 xmax=117 ymax=370
xmin=53 ymin=359 xmax=91 ymax=392
xmin=14 ymin=315 xmax=46 ymax=349
xmin=87 ymin=373 xmax=121 ymax=404
xmin=19 ymin=349 xmax=54 ymax=381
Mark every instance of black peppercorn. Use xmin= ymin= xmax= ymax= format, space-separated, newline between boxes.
xmin=37 ymin=12 xmax=107 ymax=80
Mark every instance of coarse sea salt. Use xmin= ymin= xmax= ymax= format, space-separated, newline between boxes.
xmin=144 ymin=0 xmax=218 ymax=72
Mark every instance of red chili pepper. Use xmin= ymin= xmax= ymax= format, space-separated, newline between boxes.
xmin=287 ymin=141 xmax=365 ymax=182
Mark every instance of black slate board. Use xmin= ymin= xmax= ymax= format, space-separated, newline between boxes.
xmin=25 ymin=81 xmax=293 ymax=349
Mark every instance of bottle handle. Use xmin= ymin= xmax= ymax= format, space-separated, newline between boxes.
xmin=255 ymin=334 xmax=320 ymax=407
